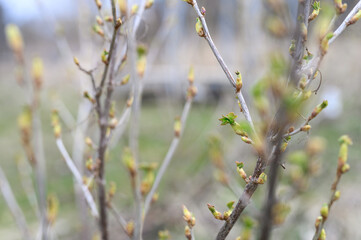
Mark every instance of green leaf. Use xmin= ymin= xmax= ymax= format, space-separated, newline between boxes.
xmin=219 ymin=112 xmax=237 ymax=125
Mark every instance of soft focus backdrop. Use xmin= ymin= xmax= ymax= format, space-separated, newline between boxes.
xmin=0 ymin=0 xmax=360 ymax=239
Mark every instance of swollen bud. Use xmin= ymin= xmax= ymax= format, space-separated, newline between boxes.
xmin=315 ymin=216 xmax=323 ymax=228
xmin=195 ymin=18 xmax=205 ymax=37
xmin=320 ymin=203 xmax=329 ymax=219
xmin=174 ymin=117 xmax=181 ymax=138
xmin=73 ymin=57 xmax=80 ymax=66
xmin=334 ymin=0 xmax=347 ymax=15
xmin=309 ymin=1 xmax=321 ymax=22
xmin=301 ymin=125 xmax=311 ymax=132
xmin=347 ymin=10 xmax=361 ymax=26
xmin=235 ymin=71 xmax=242 ymax=92
xmin=320 ymin=33 xmax=334 ymax=56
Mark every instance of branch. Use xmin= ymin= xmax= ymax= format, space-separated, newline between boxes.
xmin=55 ymin=138 xmax=99 ymax=218
xmin=305 ymin=1 xmax=361 ymax=86
xmin=143 ymin=98 xmax=193 ymax=216
xmin=0 ymin=166 xmax=33 ymax=240
xmin=289 ymin=0 xmax=311 ymax=86
xmin=191 ymin=0 xmax=255 ymax=133
xmin=329 ymin=1 xmax=361 ymax=44
xmin=108 ymin=203 xmax=131 ymax=238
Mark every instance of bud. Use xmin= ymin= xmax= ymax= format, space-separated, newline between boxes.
xmin=121 ymin=74 xmax=130 ymax=85
xmin=187 ymin=85 xmax=198 ymax=99
xmin=226 ymin=201 xmax=235 ymax=210
xmin=115 ymin=18 xmax=122 ymax=29
xmin=108 ymin=181 xmax=116 ymax=198
xmin=319 ymin=228 xmax=326 ymax=240
xmin=73 ymin=57 xmax=80 ymax=66
xmin=117 ymin=0 xmax=127 ymax=16
xmin=131 ymin=4 xmax=139 ymax=15
xmin=195 ymin=18 xmax=205 ymax=37
xmin=122 ymin=148 xmax=136 ymax=176
xmin=127 ymin=96 xmax=134 ymax=107
xmin=85 ymin=137 xmax=93 ymax=148
xmin=183 ymin=0 xmax=194 ymax=6
xmin=201 ymin=6 xmax=206 ymax=16
xmin=315 ymin=216 xmax=323 ymax=229
xmin=188 ymin=66 xmax=194 ymax=84
xmin=257 ymin=172 xmax=267 ymax=184
xmin=47 ymin=194 xmax=59 ymax=225
xmin=183 ymin=205 xmax=196 ymax=227
xmin=158 ymin=230 xmax=170 ymax=240
xmin=309 ymin=1 xmax=321 ymax=22
xmin=86 ymin=157 xmax=93 ymax=171
xmin=320 ymin=203 xmax=329 ymax=219
xmin=237 ymin=167 xmax=247 ymax=181
xmin=235 ymin=71 xmax=242 ymax=92
xmin=174 ymin=117 xmax=181 ymax=137
xmin=101 ymin=49 xmax=109 ymax=64
xmin=334 ymin=190 xmax=341 ymax=201
xmin=308 ymin=100 xmax=328 ymax=122
xmin=51 ymin=110 xmax=61 ymax=138
xmin=5 ymin=24 xmax=24 ymax=56
xmin=53 ymin=125 xmax=61 ymax=138
xmin=32 ymin=57 xmax=44 ymax=90
xmin=289 ymin=40 xmax=296 ymax=56
xmin=145 ymin=0 xmax=154 ymax=9
xmin=338 ymin=135 xmax=352 ymax=164
xmin=320 ymin=32 xmax=334 ymax=56
xmin=104 ymin=16 xmax=113 ymax=22
xmin=109 ymin=118 xmax=118 ymax=129
xmin=334 ymin=0 xmax=347 ymax=15
xmin=301 ymin=125 xmax=311 ymax=132
xmin=83 ymin=91 xmax=96 ymax=104
xmin=93 ymin=24 xmax=104 ymax=37
xmin=347 ymin=10 xmax=361 ymax=26
xmin=96 ymin=16 xmax=103 ymax=25
xmin=184 ymin=226 xmax=191 ymax=240
xmin=341 ymin=163 xmax=350 ymax=173
xmin=126 ymin=221 xmax=134 ymax=237
xmin=241 ymin=136 xmax=253 ymax=144
xmin=95 ymin=0 xmax=102 ymax=9
xmin=207 ymin=203 xmax=223 ymax=220
xmin=137 ymin=56 xmax=146 ymax=77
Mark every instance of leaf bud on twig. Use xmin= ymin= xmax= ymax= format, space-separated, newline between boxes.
xmin=95 ymin=0 xmax=102 ymax=9
xmin=334 ymin=0 xmax=347 ymax=15
xmin=195 ymin=18 xmax=205 ymax=37
xmin=320 ymin=203 xmax=329 ymax=219
xmin=347 ymin=10 xmax=361 ymax=26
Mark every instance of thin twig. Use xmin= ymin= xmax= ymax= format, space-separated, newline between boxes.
xmin=108 ymin=203 xmax=130 ymax=238
xmin=329 ymin=1 xmax=361 ymax=44
xmin=143 ymin=98 xmax=193 ymax=216
xmin=191 ymin=0 xmax=255 ymax=133
xmin=0 ymin=166 xmax=33 ymax=240
xmin=56 ymin=138 xmax=99 ymax=218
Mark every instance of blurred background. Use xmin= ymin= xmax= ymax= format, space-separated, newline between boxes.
xmin=0 ymin=0 xmax=360 ymax=239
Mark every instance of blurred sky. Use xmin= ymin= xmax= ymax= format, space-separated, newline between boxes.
xmin=0 ymin=0 xmax=75 ymax=23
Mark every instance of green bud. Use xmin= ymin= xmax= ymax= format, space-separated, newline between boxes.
xmin=341 ymin=163 xmax=350 ymax=173
xmin=257 ymin=172 xmax=267 ymax=184
xmin=226 ymin=201 xmax=235 ymax=210
xmin=315 ymin=216 xmax=323 ymax=228
xmin=195 ymin=18 xmax=204 ymax=37
xmin=319 ymin=228 xmax=326 ymax=240
xmin=320 ymin=204 xmax=329 ymax=219
xmin=348 ymin=10 xmax=361 ymax=25
xmin=334 ymin=190 xmax=341 ymax=201
xmin=235 ymin=71 xmax=242 ymax=92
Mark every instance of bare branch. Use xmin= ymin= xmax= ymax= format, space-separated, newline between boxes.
xmin=143 ymin=98 xmax=193 ymax=217
xmin=0 ymin=166 xmax=33 ymax=240
xmin=55 ymin=138 xmax=99 ymax=218
xmin=191 ymin=0 xmax=255 ymax=133
xmin=329 ymin=1 xmax=361 ymax=44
